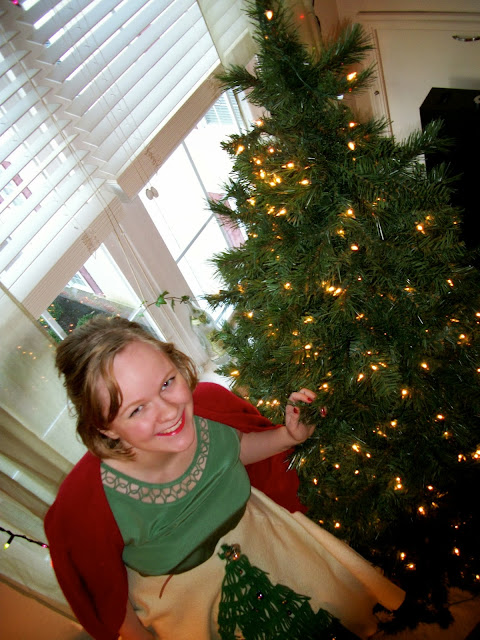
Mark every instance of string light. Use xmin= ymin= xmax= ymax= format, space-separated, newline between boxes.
xmin=1 ymin=527 xmax=48 ymax=550
xmin=3 ymin=535 xmax=14 ymax=550
xmin=265 ymin=10 xmax=273 ymax=20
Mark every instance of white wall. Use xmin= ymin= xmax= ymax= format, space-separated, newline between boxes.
xmin=336 ymin=0 xmax=480 ymax=20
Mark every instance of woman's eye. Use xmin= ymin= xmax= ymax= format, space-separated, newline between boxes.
xmin=162 ymin=376 xmax=175 ymax=390
xmin=129 ymin=405 xmax=143 ymax=418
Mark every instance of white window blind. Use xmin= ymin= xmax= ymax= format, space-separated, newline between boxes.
xmin=0 ymin=0 xmax=227 ymax=305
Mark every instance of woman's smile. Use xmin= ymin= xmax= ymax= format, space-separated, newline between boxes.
xmin=156 ymin=411 xmax=186 ymax=437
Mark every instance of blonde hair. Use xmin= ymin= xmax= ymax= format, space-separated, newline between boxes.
xmin=55 ymin=315 xmax=198 ymax=459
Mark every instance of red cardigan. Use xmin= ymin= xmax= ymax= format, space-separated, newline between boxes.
xmin=45 ymin=382 xmax=305 ymax=640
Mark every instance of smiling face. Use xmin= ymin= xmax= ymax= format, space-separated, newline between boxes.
xmin=99 ymin=340 xmax=196 ymax=462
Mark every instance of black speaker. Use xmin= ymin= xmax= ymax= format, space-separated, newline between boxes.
xmin=420 ymin=87 xmax=480 ymax=250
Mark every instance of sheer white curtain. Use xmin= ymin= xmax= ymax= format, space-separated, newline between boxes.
xmin=0 ymin=284 xmax=84 ymax=613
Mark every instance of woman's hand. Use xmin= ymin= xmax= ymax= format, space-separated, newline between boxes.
xmin=285 ymin=388 xmax=317 ymax=443
xmin=238 ymin=388 xmax=318 ymax=465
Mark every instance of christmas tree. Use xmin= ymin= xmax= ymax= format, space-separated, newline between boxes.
xmin=206 ymin=0 xmax=480 ymax=632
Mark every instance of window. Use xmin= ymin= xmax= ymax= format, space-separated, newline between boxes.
xmin=140 ymin=91 xmax=248 ymax=324
xmin=38 ymin=245 xmax=164 ymax=342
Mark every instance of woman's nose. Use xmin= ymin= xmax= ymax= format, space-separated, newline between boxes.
xmin=153 ymin=395 xmax=177 ymax=420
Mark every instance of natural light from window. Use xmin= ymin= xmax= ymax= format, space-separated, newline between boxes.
xmin=140 ymin=90 xmax=247 ymax=324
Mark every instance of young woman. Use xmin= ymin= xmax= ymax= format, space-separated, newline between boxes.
xmin=45 ymin=315 xmax=404 ymax=640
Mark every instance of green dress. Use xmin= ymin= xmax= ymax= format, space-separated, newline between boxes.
xmin=101 ymin=416 xmax=250 ymax=575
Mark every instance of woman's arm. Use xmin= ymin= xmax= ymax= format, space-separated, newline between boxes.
xmin=119 ymin=600 xmax=155 ymax=640
xmin=239 ymin=388 xmax=316 ymax=466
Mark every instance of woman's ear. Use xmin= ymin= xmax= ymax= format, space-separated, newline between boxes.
xmin=100 ymin=428 xmax=121 ymax=441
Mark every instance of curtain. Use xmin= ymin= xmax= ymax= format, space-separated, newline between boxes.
xmin=0 ymin=284 xmax=86 ymax=613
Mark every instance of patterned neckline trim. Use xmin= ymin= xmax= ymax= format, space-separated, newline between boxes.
xmin=100 ymin=417 xmax=210 ymax=504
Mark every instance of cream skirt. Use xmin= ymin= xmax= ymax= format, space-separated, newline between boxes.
xmin=127 ymin=487 xmax=404 ymax=640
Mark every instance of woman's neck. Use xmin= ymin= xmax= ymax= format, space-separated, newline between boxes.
xmin=103 ymin=440 xmax=197 ymax=484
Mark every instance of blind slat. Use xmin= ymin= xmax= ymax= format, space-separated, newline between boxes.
xmin=60 ymin=0 xmax=173 ymax=103
xmin=17 ymin=0 xmax=64 ymax=27
xmin=0 ymin=128 xmax=74 ymax=193
xmin=0 ymin=109 xmax=64 ymax=165
xmin=0 ymin=69 xmax=39 ymax=107
xmin=0 ymin=50 xmax=28 ymax=77
xmin=0 ymin=151 xmax=89 ymax=250
xmin=82 ymin=16 xmax=210 ymax=144
xmin=33 ymin=0 xmax=117 ymax=52
xmin=0 ymin=170 xmax=101 ymax=277
xmin=0 ymin=133 xmax=76 ymax=205
xmin=76 ymin=5 xmax=203 ymax=133
xmin=0 ymin=87 xmax=50 ymax=136
xmin=9 ymin=195 xmax=122 ymax=308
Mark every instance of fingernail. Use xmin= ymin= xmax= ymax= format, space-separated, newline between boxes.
xmin=293 ymin=407 xmax=299 ymax=414
xmin=306 ymin=397 xmax=313 ymax=403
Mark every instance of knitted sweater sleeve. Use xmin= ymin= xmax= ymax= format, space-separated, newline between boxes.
xmin=44 ymin=453 xmax=127 ymax=640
